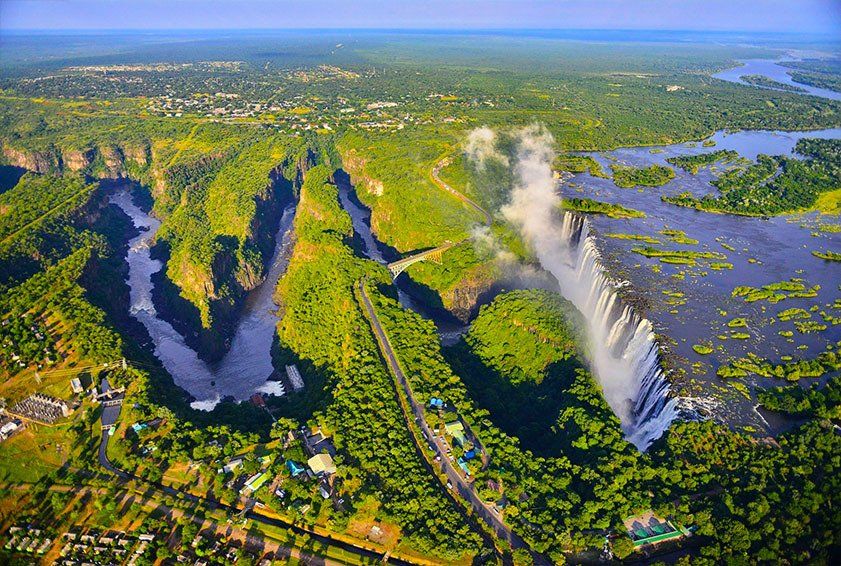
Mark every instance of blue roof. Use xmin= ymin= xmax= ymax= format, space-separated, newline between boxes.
xmin=458 ymin=458 xmax=471 ymax=475
xmin=429 ymin=397 xmax=444 ymax=408
xmin=286 ymin=460 xmax=305 ymax=476
xmin=463 ymin=449 xmax=476 ymax=460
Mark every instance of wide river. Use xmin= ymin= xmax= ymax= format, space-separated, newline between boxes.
xmin=713 ymin=58 xmax=841 ymax=101
xmin=562 ymin=128 xmax=841 ymax=430
xmin=110 ymin=189 xmax=295 ymax=410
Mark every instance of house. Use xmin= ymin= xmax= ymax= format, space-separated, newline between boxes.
xmin=307 ymin=453 xmax=337 ymax=476
xmin=250 ymin=394 xmax=266 ymax=408
xmin=457 ymin=458 xmax=471 ymax=476
xmin=463 ymin=449 xmax=477 ymax=461
xmin=286 ymin=459 xmax=305 ymax=477
xmin=429 ymin=397 xmax=445 ymax=409
xmin=241 ymin=471 xmax=270 ymax=493
xmin=0 ymin=419 xmax=22 ymax=440
xmin=319 ymin=483 xmax=331 ymax=499
xmin=217 ymin=458 xmax=243 ymax=474
xmin=444 ymin=420 xmax=468 ymax=447
xmin=70 ymin=378 xmax=84 ymax=394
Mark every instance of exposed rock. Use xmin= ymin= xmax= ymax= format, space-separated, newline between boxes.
xmin=340 ymin=149 xmax=384 ymax=197
xmin=63 ymin=148 xmax=95 ymax=172
xmin=2 ymin=145 xmax=61 ymax=173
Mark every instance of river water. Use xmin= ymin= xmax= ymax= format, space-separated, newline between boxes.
xmin=713 ymin=58 xmax=841 ymax=101
xmin=563 ymin=128 xmax=841 ymax=430
xmin=110 ymin=188 xmax=296 ymax=410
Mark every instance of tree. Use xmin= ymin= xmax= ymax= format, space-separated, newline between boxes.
xmin=612 ymin=535 xmax=636 ymax=560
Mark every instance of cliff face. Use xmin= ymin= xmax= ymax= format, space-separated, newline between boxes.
xmin=2 ymin=146 xmax=62 ymax=173
xmin=444 ymin=268 xmax=497 ymax=322
xmin=340 ymin=149 xmax=384 ymax=197
xmin=154 ymin=152 xmax=313 ymax=362
xmin=2 ymin=141 xmax=151 ymax=178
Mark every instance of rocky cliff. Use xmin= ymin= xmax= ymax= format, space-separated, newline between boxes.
xmin=2 ymin=141 xmax=151 ymax=178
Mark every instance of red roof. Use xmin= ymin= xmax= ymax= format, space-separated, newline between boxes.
xmin=250 ymin=394 xmax=266 ymax=408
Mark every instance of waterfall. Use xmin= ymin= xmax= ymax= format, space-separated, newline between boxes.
xmin=558 ymin=212 xmax=678 ymax=450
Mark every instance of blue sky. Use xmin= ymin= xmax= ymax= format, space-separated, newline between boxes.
xmin=1 ymin=1 xmax=839 ymax=33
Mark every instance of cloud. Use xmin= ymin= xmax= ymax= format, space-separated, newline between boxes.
xmin=464 ymin=126 xmax=508 ymax=170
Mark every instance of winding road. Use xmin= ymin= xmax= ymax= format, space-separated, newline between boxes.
xmin=358 ymin=280 xmax=548 ymax=565
xmin=431 ymin=156 xmax=493 ymax=227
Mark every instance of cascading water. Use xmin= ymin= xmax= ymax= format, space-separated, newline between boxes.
xmin=498 ymin=125 xmax=677 ymax=450
xmin=559 ymin=213 xmax=678 ymax=449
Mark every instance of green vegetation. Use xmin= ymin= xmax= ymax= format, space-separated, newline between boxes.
xmin=553 ymin=154 xmax=608 ymax=177
xmin=663 ymin=138 xmax=841 ymax=216
xmin=781 ymin=60 xmax=841 ymax=93
xmin=274 ymin=165 xmax=480 ymax=559
xmin=731 ymin=278 xmax=819 ymax=304
xmin=739 ymin=74 xmax=807 ymax=93
xmin=692 ymin=343 xmax=714 ymax=355
xmin=659 ymin=228 xmax=698 ymax=245
xmin=604 ymin=233 xmax=660 ymax=244
xmin=611 ymin=163 xmax=675 ymax=188
xmin=666 ymin=149 xmax=743 ymax=174
xmin=561 ymin=197 xmax=645 ymax=218
xmin=812 ymin=250 xmax=841 ymax=261
xmin=631 ymin=246 xmax=726 ymax=266
xmin=717 ymin=341 xmax=841 ymax=381
xmin=758 ymin=376 xmax=841 ymax=419
xmin=373 ymin=288 xmax=644 ymax=559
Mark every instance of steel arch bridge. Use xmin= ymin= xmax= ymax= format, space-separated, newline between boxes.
xmin=386 ymin=240 xmax=458 ymax=278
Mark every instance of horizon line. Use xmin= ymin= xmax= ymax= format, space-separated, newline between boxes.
xmin=1 ymin=27 xmax=838 ymax=36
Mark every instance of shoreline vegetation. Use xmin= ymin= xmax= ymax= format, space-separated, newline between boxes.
xmin=663 ymin=138 xmax=841 ymax=216
xmin=610 ymin=163 xmax=675 ymax=188
xmin=666 ymin=149 xmax=745 ymax=174
xmin=561 ymin=197 xmax=645 ymax=218
xmin=739 ymin=74 xmax=808 ymax=93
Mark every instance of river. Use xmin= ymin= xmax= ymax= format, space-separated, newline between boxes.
xmin=110 ymin=187 xmax=296 ymax=410
xmin=563 ymin=128 xmax=841 ymax=430
xmin=713 ymin=58 xmax=841 ymax=101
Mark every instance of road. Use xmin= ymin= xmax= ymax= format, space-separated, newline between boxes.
xmin=431 ymin=157 xmax=493 ymax=227
xmin=358 ymin=280 xmax=548 ymax=565
xmin=98 ymin=429 xmax=416 ymax=565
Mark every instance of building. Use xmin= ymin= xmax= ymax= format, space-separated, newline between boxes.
xmin=285 ymin=364 xmax=305 ymax=391
xmin=623 ymin=511 xmax=689 ymax=548
xmin=444 ymin=420 xmax=468 ymax=447
xmin=286 ymin=459 xmax=305 ymax=477
xmin=241 ymin=471 xmax=270 ymax=494
xmin=9 ymin=393 xmax=71 ymax=424
xmin=307 ymin=453 xmax=337 ymax=476
xmin=250 ymin=393 xmax=266 ymax=408
xmin=70 ymin=378 xmax=84 ymax=394
xmin=217 ymin=458 xmax=243 ymax=475
xmin=429 ymin=397 xmax=445 ymax=409
xmin=0 ymin=419 xmax=23 ymax=441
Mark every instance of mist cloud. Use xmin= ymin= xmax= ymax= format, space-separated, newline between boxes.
xmin=464 ymin=126 xmax=508 ymax=170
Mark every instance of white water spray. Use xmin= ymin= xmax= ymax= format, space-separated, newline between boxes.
xmin=499 ymin=125 xmax=677 ymax=450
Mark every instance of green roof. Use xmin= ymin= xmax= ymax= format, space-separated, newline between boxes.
xmin=248 ymin=472 xmax=270 ymax=491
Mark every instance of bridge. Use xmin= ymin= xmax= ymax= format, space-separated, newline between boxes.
xmin=386 ymin=240 xmax=458 ymax=278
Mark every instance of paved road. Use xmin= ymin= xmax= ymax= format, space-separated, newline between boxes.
xmin=358 ymin=281 xmax=548 ymax=565
xmin=431 ymin=157 xmax=493 ymax=227
xmin=98 ymin=427 xmax=415 ymax=565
